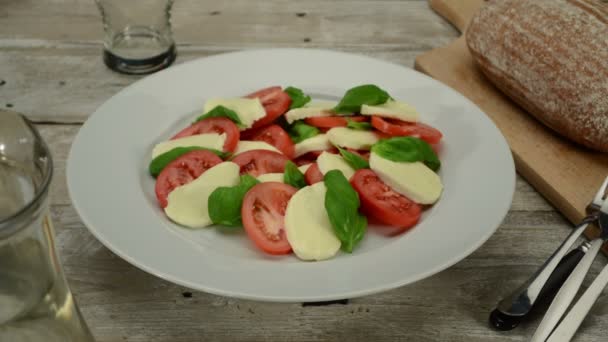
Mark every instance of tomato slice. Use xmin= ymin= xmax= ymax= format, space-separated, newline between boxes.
xmin=305 ymin=115 xmax=367 ymax=129
xmin=231 ymin=150 xmax=289 ymax=177
xmin=304 ymin=163 xmax=324 ymax=185
xmin=171 ymin=117 xmax=240 ymax=152
xmin=250 ymin=124 xmax=295 ymax=159
xmin=246 ymin=86 xmax=292 ymax=129
xmin=155 ymin=150 xmax=222 ymax=208
xmin=345 ymin=148 xmax=370 ymax=161
xmin=350 ymin=169 xmax=421 ymax=232
xmin=370 ymin=116 xmax=443 ymax=144
xmin=241 ymin=182 xmax=297 ymax=255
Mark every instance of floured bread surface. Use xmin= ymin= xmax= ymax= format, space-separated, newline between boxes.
xmin=466 ymin=0 xmax=608 ymax=152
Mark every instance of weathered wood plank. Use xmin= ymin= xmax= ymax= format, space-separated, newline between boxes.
xmin=0 ymin=0 xmax=459 ymax=123
xmin=6 ymin=0 xmax=607 ymax=340
xmin=0 ymin=0 xmax=457 ymax=46
xmin=1 ymin=46 xmax=423 ymax=123
xmin=49 ymin=203 xmax=608 ymax=342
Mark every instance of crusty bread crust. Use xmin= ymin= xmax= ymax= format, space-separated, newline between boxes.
xmin=466 ymin=0 xmax=608 ymax=152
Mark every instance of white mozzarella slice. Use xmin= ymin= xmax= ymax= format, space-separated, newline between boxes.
xmin=257 ymin=173 xmax=284 ymax=183
xmin=203 ymin=97 xmax=266 ymax=129
xmin=152 ymin=133 xmax=226 ymax=159
xmin=294 ymin=134 xmax=332 ymax=157
xmin=164 ymin=162 xmax=240 ymax=228
xmin=284 ymin=182 xmax=341 ymax=261
xmin=316 ymin=152 xmax=355 ymax=180
xmin=285 ymin=101 xmax=341 ymax=124
xmin=326 ymin=127 xmax=379 ymax=151
xmin=361 ymin=101 xmax=419 ymax=122
xmin=369 ymin=152 xmax=442 ymax=204
xmin=233 ymin=141 xmax=281 ymax=156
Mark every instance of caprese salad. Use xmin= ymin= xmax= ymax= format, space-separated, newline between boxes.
xmin=149 ymin=85 xmax=443 ymax=261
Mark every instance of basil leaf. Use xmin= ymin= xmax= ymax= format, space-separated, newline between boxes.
xmin=195 ymin=105 xmax=243 ymax=126
xmin=287 ymin=120 xmax=320 ymax=144
xmin=346 ymin=119 xmax=373 ymax=131
xmin=149 ymin=146 xmax=228 ymax=177
xmin=371 ymin=137 xmax=440 ymax=171
xmin=285 ymin=86 xmax=311 ymax=109
xmin=334 ymin=84 xmax=391 ymax=114
xmin=208 ymin=175 xmax=259 ymax=226
xmin=283 ymin=161 xmax=307 ymax=189
xmin=323 ymin=170 xmax=367 ymax=253
xmin=338 ymin=147 xmax=369 ymax=170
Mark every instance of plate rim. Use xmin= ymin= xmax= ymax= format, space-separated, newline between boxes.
xmin=67 ymin=48 xmax=515 ymax=302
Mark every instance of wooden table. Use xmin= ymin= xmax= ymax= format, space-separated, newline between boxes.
xmin=2 ymin=1 xmax=607 ymax=341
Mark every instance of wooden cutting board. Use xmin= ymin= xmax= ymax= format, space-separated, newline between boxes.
xmin=415 ymin=0 xmax=608 ymax=242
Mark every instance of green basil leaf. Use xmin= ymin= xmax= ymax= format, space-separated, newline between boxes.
xmin=195 ymin=105 xmax=243 ymax=126
xmin=208 ymin=175 xmax=259 ymax=226
xmin=283 ymin=161 xmax=307 ymax=189
xmin=324 ymin=170 xmax=367 ymax=253
xmin=346 ymin=119 xmax=373 ymax=131
xmin=285 ymin=86 xmax=311 ymax=109
xmin=287 ymin=120 xmax=320 ymax=144
xmin=338 ymin=147 xmax=369 ymax=170
xmin=371 ymin=137 xmax=440 ymax=171
xmin=149 ymin=146 xmax=229 ymax=177
xmin=334 ymin=84 xmax=391 ymax=114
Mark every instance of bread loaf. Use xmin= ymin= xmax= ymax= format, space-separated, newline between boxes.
xmin=466 ymin=0 xmax=608 ymax=152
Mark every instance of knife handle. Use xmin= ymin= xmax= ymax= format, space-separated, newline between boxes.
xmin=489 ymin=246 xmax=586 ymax=330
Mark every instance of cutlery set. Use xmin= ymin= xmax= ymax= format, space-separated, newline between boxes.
xmin=491 ymin=176 xmax=608 ymax=341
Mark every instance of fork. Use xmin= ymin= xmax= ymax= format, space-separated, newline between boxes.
xmin=493 ymin=176 xmax=608 ymax=325
xmin=546 ymin=259 xmax=608 ymax=341
xmin=530 ymin=176 xmax=608 ymax=342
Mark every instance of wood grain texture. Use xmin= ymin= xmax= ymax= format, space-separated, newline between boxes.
xmin=0 ymin=0 xmax=457 ymax=123
xmin=415 ymin=1 xmax=608 ymax=251
xmin=3 ymin=0 xmax=607 ymax=340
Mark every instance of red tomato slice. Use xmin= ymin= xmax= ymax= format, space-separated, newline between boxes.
xmin=304 ymin=163 xmax=324 ymax=185
xmin=231 ymin=150 xmax=289 ymax=177
xmin=294 ymin=156 xmax=316 ymax=166
xmin=345 ymin=148 xmax=370 ymax=161
xmin=241 ymin=182 xmax=297 ymax=255
xmin=350 ymin=169 xmax=421 ymax=232
xmin=250 ymin=124 xmax=295 ymax=159
xmin=171 ymin=117 xmax=240 ymax=152
xmin=246 ymin=86 xmax=292 ymax=129
xmin=304 ymin=115 xmax=367 ymax=129
xmin=370 ymin=116 xmax=443 ymax=144
xmin=155 ymin=150 xmax=223 ymax=208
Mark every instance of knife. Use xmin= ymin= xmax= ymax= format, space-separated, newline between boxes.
xmin=489 ymin=244 xmax=587 ymax=330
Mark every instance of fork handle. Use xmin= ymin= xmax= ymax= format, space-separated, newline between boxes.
xmin=546 ymin=263 xmax=608 ymax=342
xmin=530 ymin=238 xmax=604 ymax=342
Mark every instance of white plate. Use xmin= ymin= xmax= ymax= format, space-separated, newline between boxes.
xmin=67 ymin=49 xmax=514 ymax=302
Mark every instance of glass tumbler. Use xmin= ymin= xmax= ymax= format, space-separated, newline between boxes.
xmin=0 ymin=112 xmax=95 ymax=341
xmin=94 ymin=0 xmax=177 ymax=75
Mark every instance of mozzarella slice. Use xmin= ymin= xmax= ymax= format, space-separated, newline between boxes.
xmin=316 ymin=152 xmax=355 ymax=180
xmin=152 ymin=133 xmax=226 ymax=159
xmin=257 ymin=173 xmax=284 ymax=183
xmin=326 ymin=127 xmax=379 ymax=150
xmin=164 ymin=162 xmax=240 ymax=228
xmin=233 ymin=141 xmax=281 ymax=156
xmin=285 ymin=182 xmax=341 ymax=261
xmin=361 ymin=101 xmax=419 ymax=122
xmin=203 ymin=97 xmax=266 ymax=129
xmin=285 ymin=101 xmax=345 ymax=124
xmin=369 ymin=152 xmax=442 ymax=204
xmin=294 ymin=134 xmax=332 ymax=157
xmin=298 ymin=164 xmax=312 ymax=174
